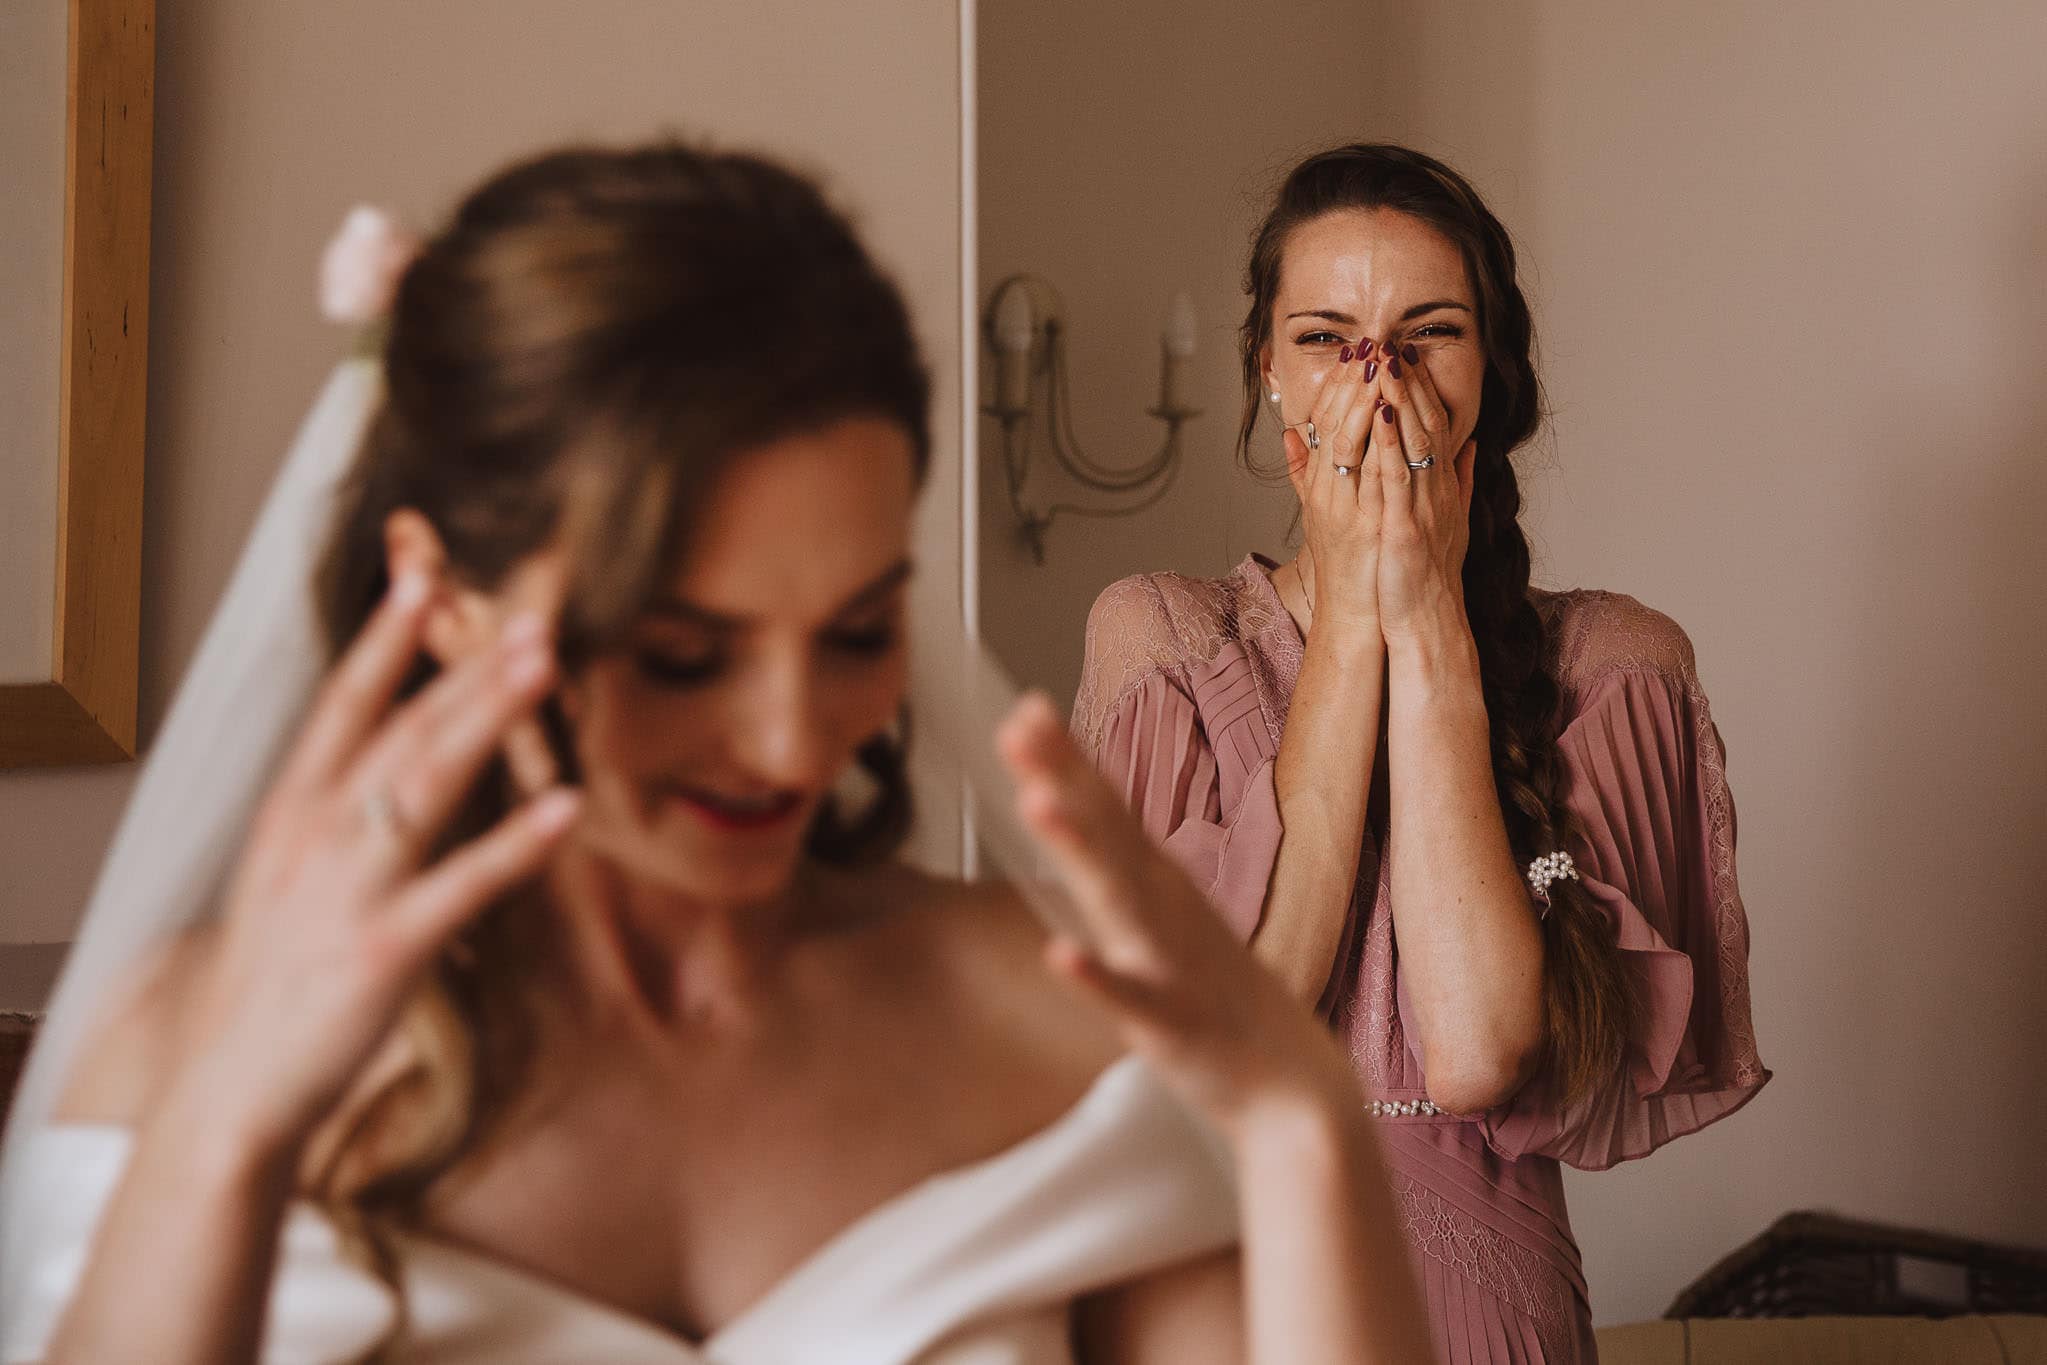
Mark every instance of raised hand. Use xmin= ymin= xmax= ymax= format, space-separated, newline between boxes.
xmin=1370 ymin=342 xmax=1479 ymax=644
xmin=168 ymin=574 xmax=580 ymax=1152
xmin=997 ymin=695 xmax=1358 ymax=1135
xmin=1279 ymin=343 xmax=1388 ymax=638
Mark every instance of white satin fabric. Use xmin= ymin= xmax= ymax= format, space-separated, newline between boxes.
xmin=3 ymin=1055 xmax=1237 ymax=1364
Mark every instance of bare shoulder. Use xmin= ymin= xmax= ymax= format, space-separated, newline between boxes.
xmin=834 ymin=863 xmax=1122 ymax=1072
xmin=49 ymin=922 xmax=220 ymax=1125
xmin=1074 ymin=1250 xmax=1244 ymax=1365
xmin=1535 ymin=586 xmax=1699 ymax=690
xmin=837 ymin=860 xmax=1038 ymax=974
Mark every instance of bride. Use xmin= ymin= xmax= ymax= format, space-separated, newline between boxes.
xmin=0 ymin=143 xmax=1431 ymax=1363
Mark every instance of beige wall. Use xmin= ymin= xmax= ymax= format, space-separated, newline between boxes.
xmin=1376 ymin=0 xmax=2047 ymax=1325
xmin=0 ymin=0 xmax=66 ymax=685
xmin=981 ymin=0 xmax=2047 ymax=1328
xmin=975 ymin=0 xmax=1377 ymax=708
xmin=0 ymin=0 xmax=965 ymax=963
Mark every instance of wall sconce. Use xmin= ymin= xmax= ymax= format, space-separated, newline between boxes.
xmin=980 ymin=274 xmax=1201 ymax=564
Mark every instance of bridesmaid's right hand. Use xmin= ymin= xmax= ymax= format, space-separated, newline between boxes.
xmin=162 ymin=573 xmax=581 ymax=1155
xmin=1280 ymin=342 xmax=1387 ymax=637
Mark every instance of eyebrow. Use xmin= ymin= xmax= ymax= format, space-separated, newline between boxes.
xmin=1284 ymin=300 xmax=1474 ymax=325
xmin=646 ymin=558 xmax=915 ymax=629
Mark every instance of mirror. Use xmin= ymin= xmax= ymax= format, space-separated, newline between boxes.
xmin=973 ymin=0 xmax=2047 ymax=1340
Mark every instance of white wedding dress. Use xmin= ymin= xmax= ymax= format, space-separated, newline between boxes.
xmin=3 ymin=1055 xmax=1237 ymax=1364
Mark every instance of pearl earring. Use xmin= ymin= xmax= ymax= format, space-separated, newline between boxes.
xmin=1269 ymin=390 xmax=1281 ymax=403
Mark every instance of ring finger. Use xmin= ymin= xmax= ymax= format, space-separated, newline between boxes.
xmin=1376 ymin=349 xmax=1442 ymax=489
xmin=1329 ymin=343 xmax=1385 ymax=491
xmin=1309 ymin=342 xmax=1371 ymax=491
xmin=1373 ymin=382 xmax=1416 ymax=516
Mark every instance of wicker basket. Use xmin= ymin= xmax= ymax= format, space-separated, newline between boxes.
xmin=1668 ymin=1211 xmax=2047 ymax=1320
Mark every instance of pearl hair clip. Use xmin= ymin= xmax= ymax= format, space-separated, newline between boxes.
xmin=1526 ymin=850 xmax=1580 ymax=908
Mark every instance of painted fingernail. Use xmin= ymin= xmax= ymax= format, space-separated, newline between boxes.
xmin=1402 ymin=343 xmax=1420 ymax=365
xmin=1339 ymin=344 xmax=1353 ymax=363
xmin=1359 ymin=339 xmax=1375 ymax=357
xmin=1381 ymin=403 xmax=1397 ymax=423
xmin=1387 ymin=352 xmax=1403 ymax=379
xmin=1364 ymin=359 xmax=1378 ymax=382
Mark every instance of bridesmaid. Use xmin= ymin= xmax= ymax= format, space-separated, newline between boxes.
xmin=1072 ymin=143 xmax=1771 ymax=1363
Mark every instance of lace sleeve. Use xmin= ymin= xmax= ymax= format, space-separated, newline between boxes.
xmin=1069 ymin=576 xmax=1186 ymax=756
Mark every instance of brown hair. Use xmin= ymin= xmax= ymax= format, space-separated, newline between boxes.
xmin=1238 ymin=143 xmax=1632 ymax=1105
xmin=306 ymin=141 xmax=930 ymax=1293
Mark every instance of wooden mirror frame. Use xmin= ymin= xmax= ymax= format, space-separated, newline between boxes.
xmin=0 ymin=0 xmax=155 ymax=768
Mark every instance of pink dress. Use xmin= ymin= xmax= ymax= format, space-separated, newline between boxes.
xmin=1071 ymin=555 xmax=1770 ymax=1365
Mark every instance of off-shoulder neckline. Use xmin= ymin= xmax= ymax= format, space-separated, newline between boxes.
xmin=26 ymin=1054 xmax=1159 ymax=1357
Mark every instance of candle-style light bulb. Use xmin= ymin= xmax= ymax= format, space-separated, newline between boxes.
xmin=991 ymin=283 xmax=1035 ymax=416
xmin=994 ymin=284 xmax=1034 ymax=355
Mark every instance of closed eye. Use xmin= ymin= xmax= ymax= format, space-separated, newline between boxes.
xmin=824 ymin=626 xmax=899 ymax=658
xmin=636 ymin=649 xmax=722 ymax=687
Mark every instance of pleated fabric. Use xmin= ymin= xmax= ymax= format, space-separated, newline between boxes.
xmin=1076 ymin=558 xmax=1772 ymax=1364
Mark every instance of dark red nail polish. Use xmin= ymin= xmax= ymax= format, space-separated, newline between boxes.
xmin=1381 ymin=403 xmax=1396 ymax=423
xmin=1359 ymin=339 xmax=1375 ymax=357
xmin=1402 ymin=343 xmax=1420 ymax=365
xmin=1339 ymin=344 xmax=1353 ymax=363
xmin=1364 ymin=359 xmax=1378 ymax=382
xmin=1388 ymin=352 xmax=1403 ymax=378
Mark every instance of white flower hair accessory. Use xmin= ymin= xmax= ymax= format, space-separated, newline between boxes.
xmin=1526 ymin=850 xmax=1580 ymax=912
xmin=318 ymin=205 xmax=422 ymax=325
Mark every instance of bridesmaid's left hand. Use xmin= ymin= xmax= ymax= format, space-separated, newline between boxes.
xmin=996 ymin=695 xmax=1360 ymax=1140
xmin=1371 ymin=343 xmax=1479 ymax=646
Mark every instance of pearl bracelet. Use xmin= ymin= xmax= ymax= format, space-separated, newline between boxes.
xmin=1367 ymin=1098 xmax=1442 ymax=1118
